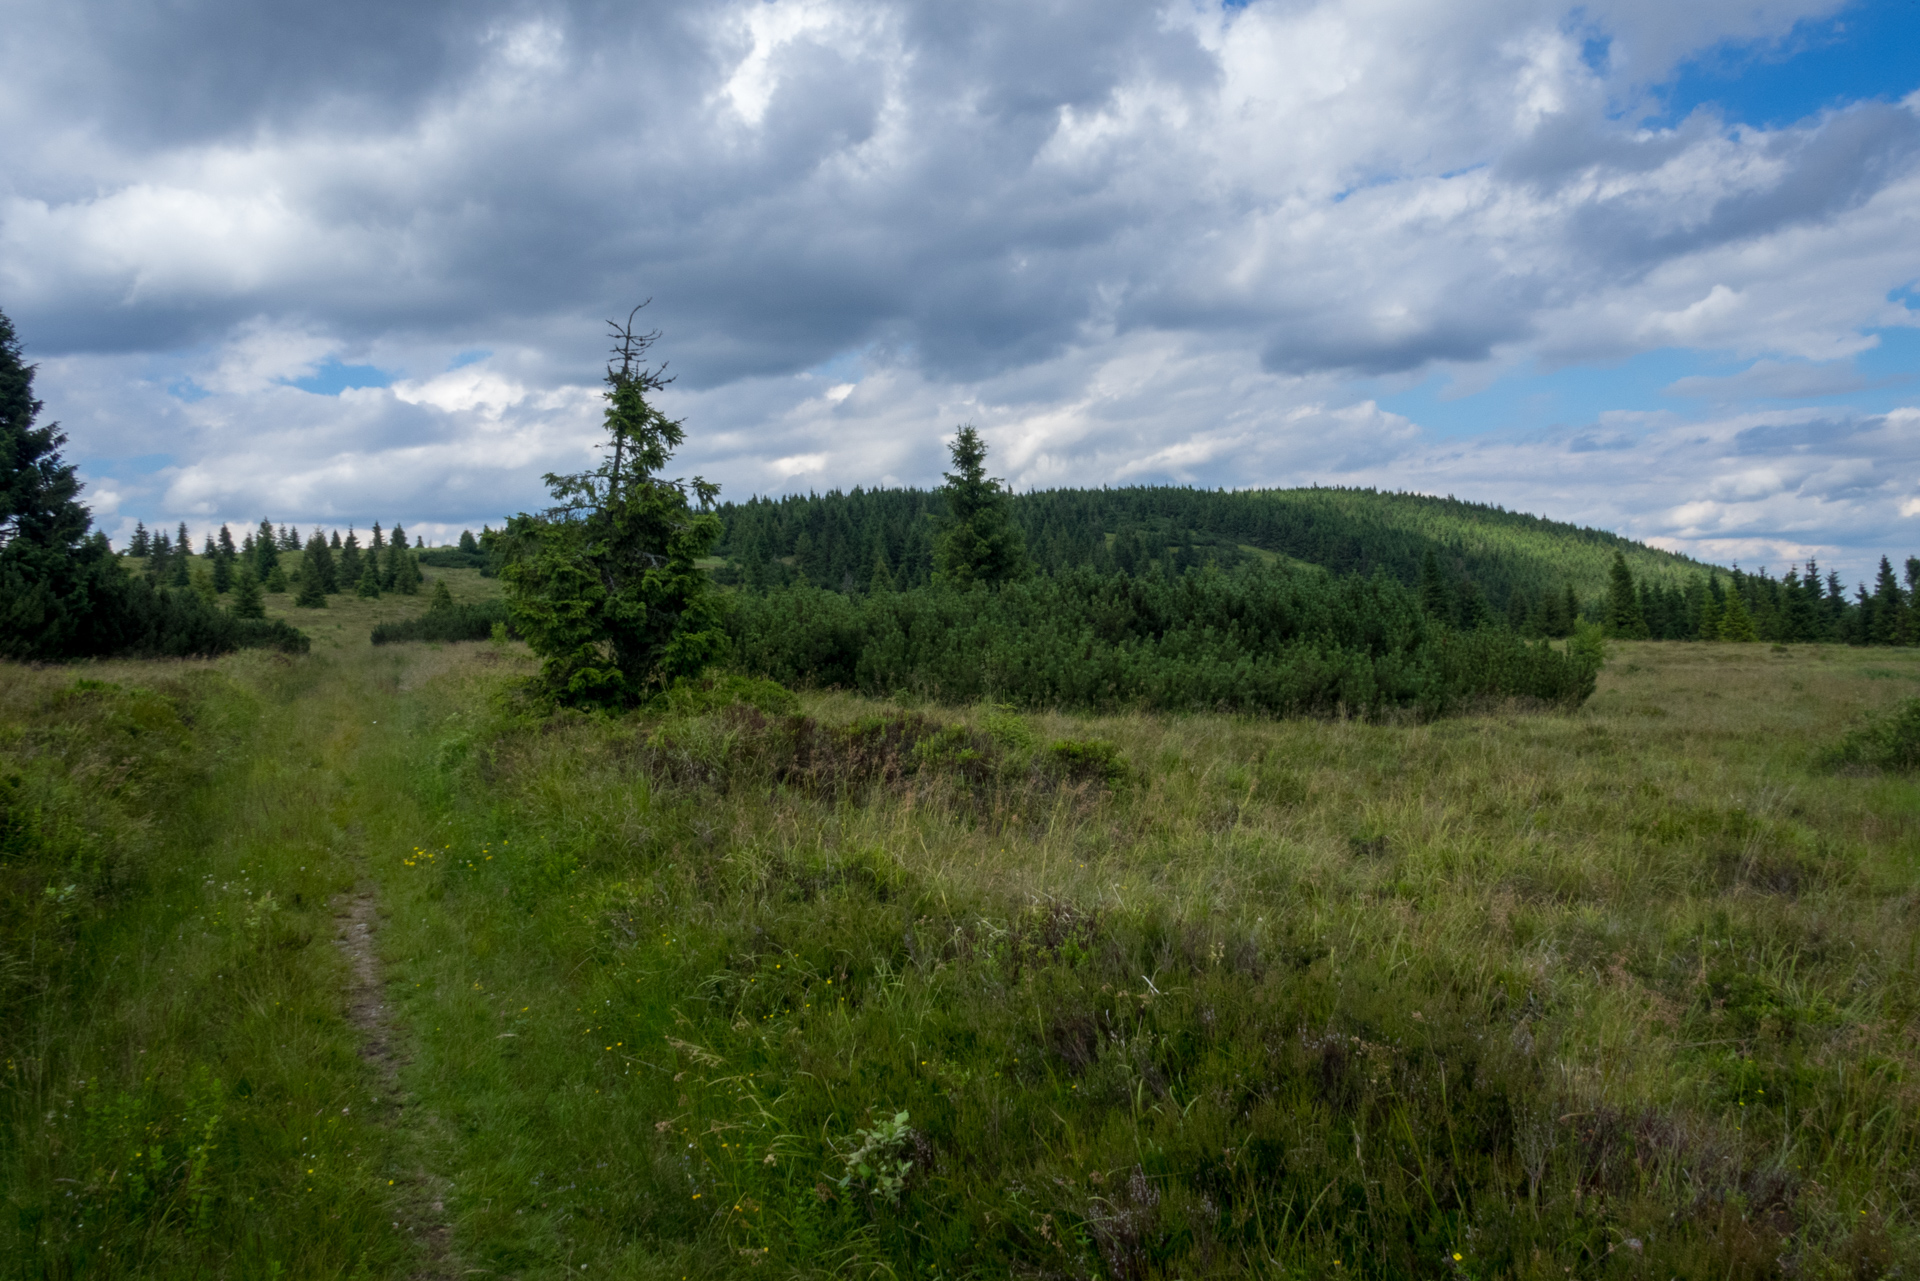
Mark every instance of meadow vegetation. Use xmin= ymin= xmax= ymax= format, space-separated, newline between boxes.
xmin=7 ymin=306 xmax=1920 ymax=1277
xmin=4 ymin=612 xmax=1918 ymax=1278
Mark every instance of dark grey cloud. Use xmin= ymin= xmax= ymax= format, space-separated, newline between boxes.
xmin=0 ymin=0 xmax=1915 ymax=571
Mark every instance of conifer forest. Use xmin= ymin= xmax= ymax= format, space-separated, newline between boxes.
xmin=4 ymin=305 xmax=1920 ymax=1278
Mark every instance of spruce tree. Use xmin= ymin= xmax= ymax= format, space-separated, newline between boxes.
xmin=1719 ymin=584 xmax=1758 ymax=641
xmin=147 ymin=530 xmax=171 ymax=583
xmin=1564 ymin=583 xmax=1581 ymax=631
xmin=502 ymin=306 xmax=728 ymax=707
xmin=383 ymin=524 xmax=406 ymax=588
xmin=355 ymin=557 xmax=382 ymax=598
xmin=1605 ymin=552 xmax=1648 ymax=638
xmin=1697 ymin=578 xmax=1723 ymax=639
xmin=338 ymin=527 xmax=363 ymax=585
xmin=293 ymin=560 xmax=327 ymax=608
xmin=129 ymin=520 xmax=151 ymax=557
xmin=869 ymin=547 xmax=895 ymax=594
xmin=255 ymin=519 xmax=279 ymax=574
xmin=303 ymin=531 xmax=339 ymax=593
xmin=931 ymin=425 xmax=1027 ymax=588
xmin=230 ymin=562 xmax=266 ymax=619
xmin=458 ymin=529 xmax=479 ymax=553
xmin=392 ymin=543 xmax=422 ymax=594
xmin=265 ymin=563 xmax=288 ymax=593
xmin=0 ymin=305 xmax=122 ymax=660
xmin=169 ymin=534 xmax=192 ymax=586
xmin=213 ymin=523 xmax=237 ymax=593
xmin=428 ymin=578 xmax=454 ymax=611
xmin=1869 ymin=556 xmax=1903 ymax=646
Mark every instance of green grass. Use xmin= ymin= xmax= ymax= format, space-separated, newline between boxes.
xmin=4 ymin=632 xmax=1918 ymax=1277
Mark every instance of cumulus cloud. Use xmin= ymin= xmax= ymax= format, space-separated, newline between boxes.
xmin=1 ymin=0 xmax=1916 ymax=573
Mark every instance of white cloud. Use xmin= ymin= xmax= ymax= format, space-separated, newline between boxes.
xmin=1 ymin=0 xmax=1916 ymax=573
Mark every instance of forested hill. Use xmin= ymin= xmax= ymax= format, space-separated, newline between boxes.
xmin=714 ymin=485 xmax=1716 ymax=610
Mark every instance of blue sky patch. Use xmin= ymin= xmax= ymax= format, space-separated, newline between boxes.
xmin=1372 ymin=328 xmax=1920 ymax=439
xmin=1649 ymin=0 xmax=1920 ymax=129
xmin=287 ymin=358 xmax=391 ymax=395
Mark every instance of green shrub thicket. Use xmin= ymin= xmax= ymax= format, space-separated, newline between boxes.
xmin=1823 ymin=695 xmax=1920 ymax=772
xmin=370 ymin=598 xmax=512 ymax=646
xmin=726 ymin=563 xmax=1597 ymax=716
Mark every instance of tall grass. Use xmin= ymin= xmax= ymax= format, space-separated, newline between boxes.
xmin=4 ymin=635 xmax=1916 ymax=1277
xmin=0 ymin=654 xmax=435 ymax=1277
xmin=378 ymin=641 xmax=1919 ymax=1277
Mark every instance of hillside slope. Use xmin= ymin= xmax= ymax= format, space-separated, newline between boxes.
xmin=716 ymin=485 xmax=1717 ymax=609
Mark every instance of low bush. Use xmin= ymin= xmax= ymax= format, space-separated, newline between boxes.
xmin=725 ymin=563 xmax=1597 ymax=719
xmin=417 ymin=547 xmax=490 ymax=571
xmin=1823 ymin=695 xmax=1920 ymax=772
xmin=370 ymin=599 xmax=513 ymax=645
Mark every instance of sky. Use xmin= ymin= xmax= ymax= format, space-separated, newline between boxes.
xmin=2 ymin=0 xmax=1918 ymax=580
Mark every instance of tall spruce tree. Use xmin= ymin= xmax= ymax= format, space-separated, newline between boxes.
xmin=383 ymin=524 xmax=406 ymax=588
xmin=385 ymin=526 xmax=421 ymax=594
xmin=1719 ymin=583 xmax=1758 ymax=641
xmin=338 ymin=527 xmax=363 ymax=585
xmin=0 ymin=306 xmax=122 ymax=659
xmin=1868 ymin=556 xmax=1903 ymax=646
xmin=147 ymin=529 xmax=171 ymax=582
xmin=931 ymin=425 xmax=1027 ymax=588
xmin=303 ymin=530 xmax=339 ymax=593
xmin=169 ymin=524 xmax=192 ymax=586
xmin=129 ymin=520 xmax=151 ymax=557
xmin=501 ymin=306 xmax=728 ymax=707
xmin=356 ymin=557 xmax=382 ymax=598
xmin=254 ymin=519 xmax=279 ymax=574
xmin=1605 ymin=552 xmax=1648 ymax=638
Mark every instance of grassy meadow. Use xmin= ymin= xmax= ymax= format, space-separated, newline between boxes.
xmin=3 ymin=575 xmax=1918 ymax=1278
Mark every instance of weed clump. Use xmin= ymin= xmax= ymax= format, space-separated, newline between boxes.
xmin=1822 ymin=695 xmax=1920 ymax=772
xmin=1045 ymin=736 xmax=1128 ymax=785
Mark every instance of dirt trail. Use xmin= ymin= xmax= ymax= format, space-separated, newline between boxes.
xmin=333 ymin=884 xmax=461 ymax=1280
